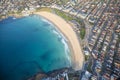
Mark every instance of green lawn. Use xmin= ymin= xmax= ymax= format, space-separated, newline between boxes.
xmin=85 ymin=55 xmax=89 ymax=61
xmin=87 ymin=61 xmax=92 ymax=73
xmin=36 ymin=7 xmax=86 ymax=40
xmin=80 ymin=28 xmax=86 ymax=39
xmin=36 ymin=7 xmax=53 ymax=12
xmin=54 ymin=9 xmax=86 ymax=39
xmin=54 ymin=9 xmax=74 ymax=21
xmin=56 ymin=0 xmax=69 ymax=5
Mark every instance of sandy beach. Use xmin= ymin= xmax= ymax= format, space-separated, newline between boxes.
xmin=35 ymin=12 xmax=84 ymax=70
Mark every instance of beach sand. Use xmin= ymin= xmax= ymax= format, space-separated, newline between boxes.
xmin=35 ymin=12 xmax=84 ymax=70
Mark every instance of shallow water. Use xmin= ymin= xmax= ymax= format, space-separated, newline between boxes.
xmin=0 ymin=15 xmax=71 ymax=80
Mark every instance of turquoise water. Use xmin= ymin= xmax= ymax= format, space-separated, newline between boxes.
xmin=0 ymin=15 xmax=71 ymax=80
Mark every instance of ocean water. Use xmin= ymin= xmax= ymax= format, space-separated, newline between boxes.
xmin=0 ymin=15 xmax=71 ymax=80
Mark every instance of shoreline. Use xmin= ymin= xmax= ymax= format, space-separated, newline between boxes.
xmin=35 ymin=12 xmax=84 ymax=70
xmin=0 ymin=11 xmax=84 ymax=70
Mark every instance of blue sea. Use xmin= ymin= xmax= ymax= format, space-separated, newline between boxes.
xmin=0 ymin=15 xmax=71 ymax=80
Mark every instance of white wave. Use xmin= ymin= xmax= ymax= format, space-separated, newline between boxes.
xmin=52 ymin=29 xmax=59 ymax=35
xmin=61 ymin=38 xmax=69 ymax=53
xmin=61 ymin=38 xmax=71 ymax=65
xmin=41 ymin=18 xmax=54 ymax=26
xmin=41 ymin=17 xmax=71 ymax=65
xmin=13 ymin=17 xmax=16 ymax=19
xmin=52 ymin=28 xmax=71 ymax=65
xmin=53 ymin=27 xmax=68 ymax=42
